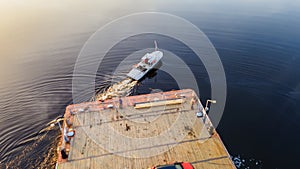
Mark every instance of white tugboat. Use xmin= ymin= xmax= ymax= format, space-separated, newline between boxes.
xmin=127 ymin=41 xmax=163 ymax=81
xmin=94 ymin=41 xmax=163 ymax=101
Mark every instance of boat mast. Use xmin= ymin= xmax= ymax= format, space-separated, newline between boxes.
xmin=154 ymin=40 xmax=158 ymax=51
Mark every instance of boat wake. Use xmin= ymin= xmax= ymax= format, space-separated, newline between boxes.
xmin=93 ymin=78 xmax=138 ymax=101
xmin=4 ymin=118 xmax=61 ymax=169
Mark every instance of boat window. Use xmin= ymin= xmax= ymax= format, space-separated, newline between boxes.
xmin=137 ymin=65 xmax=147 ymax=72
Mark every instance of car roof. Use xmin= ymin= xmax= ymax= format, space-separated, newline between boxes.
xmin=156 ymin=163 xmax=183 ymax=169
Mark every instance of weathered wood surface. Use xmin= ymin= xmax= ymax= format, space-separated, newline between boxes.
xmin=58 ymin=89 xmax=235 ymax=169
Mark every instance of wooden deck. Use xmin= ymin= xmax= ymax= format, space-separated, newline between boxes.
xmin=57 ymin=89 xmax=235 ymax=169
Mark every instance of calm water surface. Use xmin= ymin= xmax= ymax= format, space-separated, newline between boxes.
xmin=0 ymin=1 xmax=300 ymax=169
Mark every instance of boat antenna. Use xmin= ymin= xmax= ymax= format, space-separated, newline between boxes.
xmin=154 ymin=40 xmax=158 ymax=51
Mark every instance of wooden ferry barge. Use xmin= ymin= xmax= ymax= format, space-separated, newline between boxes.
xmin=56 ymin=89 xmax=235 ymax=169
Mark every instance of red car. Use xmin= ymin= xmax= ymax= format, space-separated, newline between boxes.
xmin=152 ymin=162 xmax=194 ymax=169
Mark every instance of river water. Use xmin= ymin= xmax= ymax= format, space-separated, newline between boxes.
xmin=0 ymin=1 xmax=300 ymax=169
